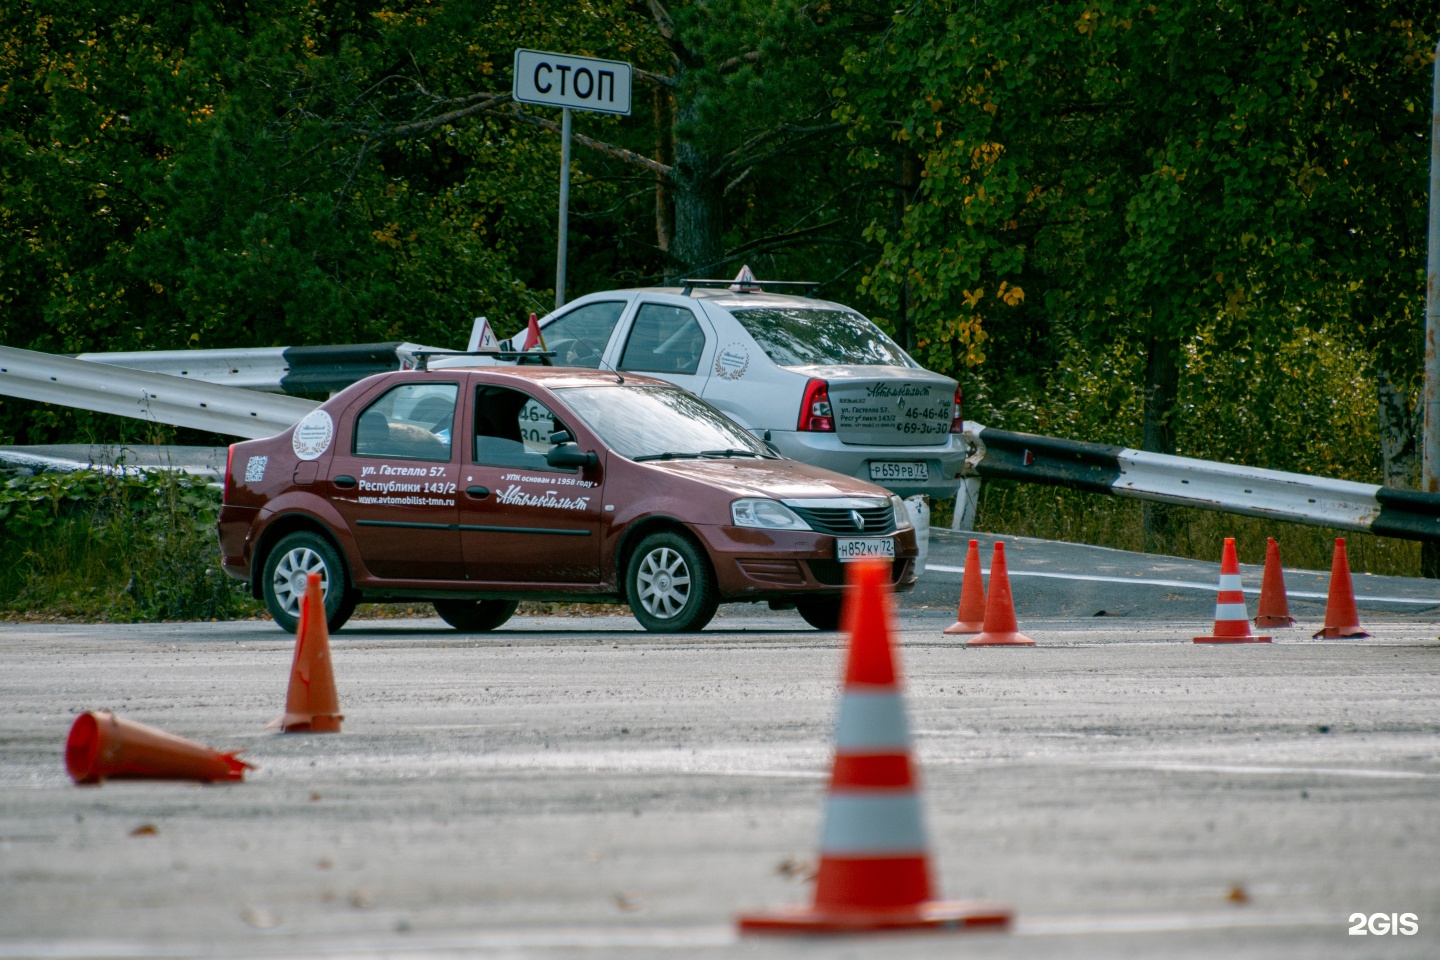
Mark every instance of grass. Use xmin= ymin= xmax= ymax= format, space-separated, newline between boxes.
xmin=0 ymin=470 xmax=262 ymax=621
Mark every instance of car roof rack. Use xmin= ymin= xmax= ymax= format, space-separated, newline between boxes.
xmin=410 ymin=350 xmax=557 ymax=371
xmin=678 ymin=279 xmax=823 ymax=298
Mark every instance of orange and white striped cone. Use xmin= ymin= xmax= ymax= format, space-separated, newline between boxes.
xmin=737 ymin=559 xmax=1012 ymax=934
xmin=1195 ymin=538 xmax=1270 ymax=644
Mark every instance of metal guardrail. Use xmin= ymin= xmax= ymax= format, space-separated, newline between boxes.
xmin=0 ymin=346 xmax=317 ymax=439
xmin=74 ymin=342 xmax=435 ymax=394
xmin=966 ymin=424 xmax=1440 ymax=542
xmin=9 ymin=341 xmax=1440 ymax=541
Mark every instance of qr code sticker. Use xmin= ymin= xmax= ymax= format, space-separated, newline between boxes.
xmin=244 ymin=456 xmax=268 ymax=483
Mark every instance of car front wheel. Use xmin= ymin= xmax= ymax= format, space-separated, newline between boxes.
xmin=433 ymin=599 xmax=519 ymax=632
xmin=626 ymin=532 xmax=718 ymax=633
xmin=262 ymin=531 xmax=357 ymax=634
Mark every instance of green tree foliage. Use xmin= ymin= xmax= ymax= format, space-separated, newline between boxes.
xmin=1 ymin=0 xmax=1435 ymax=509
xmin=838 ymin=1 xmax=1434 ymax=479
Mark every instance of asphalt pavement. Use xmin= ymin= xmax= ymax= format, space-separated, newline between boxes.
xmin=2 ymin=536 xmax=1439 ymax=959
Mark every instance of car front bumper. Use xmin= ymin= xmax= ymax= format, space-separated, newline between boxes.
xmin=692 ymin=523 xmax=920 ymax=600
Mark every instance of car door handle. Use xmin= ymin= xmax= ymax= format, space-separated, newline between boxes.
xmin=333 ymin=475 xmax=357 ymax=489
xmin=466 ymin=485 xmax=489 ymax=499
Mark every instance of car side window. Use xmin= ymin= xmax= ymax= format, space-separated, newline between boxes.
xmin=542 ymin=300 xmax=627 ymax=367
xmin=353 ymin=383 xmax=457 ymax=461
xmin=619 ymin=303 xmax=706 ymax=375
xmin=473 ymin=386 xmax=571 ymax=470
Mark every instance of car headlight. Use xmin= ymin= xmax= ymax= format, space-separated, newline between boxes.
xmin=732 ymin=498 xmax=811 ymax=530
xmin=890 ymin=495 xmax=914 ymax=531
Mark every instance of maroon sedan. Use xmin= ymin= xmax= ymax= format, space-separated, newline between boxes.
xmin=218 ymin=366 xmax=918 ymax=633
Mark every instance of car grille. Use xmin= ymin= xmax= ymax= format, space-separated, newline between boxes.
xmin=788 ymin=504 xmax=895 ymax=536
xmin=808 ymin=558 xmax=911 ymax=586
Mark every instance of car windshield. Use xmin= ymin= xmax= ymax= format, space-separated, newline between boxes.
xmin=728 ymin=307 xmax=915 ymax=367
xmin=556 ymin=384 xmax=773 ymax=461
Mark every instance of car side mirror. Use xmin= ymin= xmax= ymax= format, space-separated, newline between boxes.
xmin=546 ymin=443 xmax=597 ymax=469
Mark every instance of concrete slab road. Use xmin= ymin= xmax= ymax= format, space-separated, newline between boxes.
xmin=1 ymin=598 xmax=1438 ymax=958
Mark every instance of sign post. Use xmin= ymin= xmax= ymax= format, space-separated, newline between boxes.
xmin=513 ymin=49 xmax=632 ymax=309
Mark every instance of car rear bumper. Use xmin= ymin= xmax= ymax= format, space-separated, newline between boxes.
xmin=766 ymin=431 xmax=968 ymax=498
xmin=693 ymin=524 xmax=919 ymax=599
xmin=217 ymin=505 xmax=259 ymax=581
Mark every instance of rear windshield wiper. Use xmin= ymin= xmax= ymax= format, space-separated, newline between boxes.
xmin=632 ymin=451 xmax=705 ymax=462
xmin=700 ymin=448 xmax=772 ymax=459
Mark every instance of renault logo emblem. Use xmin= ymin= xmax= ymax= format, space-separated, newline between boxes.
xmin=850 ymin=509 xmax=865 ymax=531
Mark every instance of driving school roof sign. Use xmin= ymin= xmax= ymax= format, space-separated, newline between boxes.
xmin=512 ymin=49 xmax=632 ymax=116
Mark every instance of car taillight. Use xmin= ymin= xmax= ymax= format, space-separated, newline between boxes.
xmin=949 ymin=385 xmax=964 ymax=434
xmin=797 ymin=378 xmax=834 ymax=432
xmin=223 ymin=444 xmax=236 ymax=502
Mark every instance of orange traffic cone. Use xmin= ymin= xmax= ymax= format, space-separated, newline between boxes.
xmin=967 ymin=543 xmax=1034 ymax=647
xmin=737 ymin=560 xmax=1012 ymax=934
xmin=273 ymin=573 xmax=343 ymax=732
xmin=1313 ymin=538 xmax=1369 ymax=639
xmin=65 ymin=711 xmax=250 ymax=785
xmin=1195 ymin=538 xmax=1270 ymax=644
xmin=943 ymin=539 xmax=986 ymax=635
xmin=1254 ymin=537 xmax=1296 ymax=628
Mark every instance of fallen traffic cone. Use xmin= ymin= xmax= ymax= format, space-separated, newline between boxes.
xmin=737 ymin=560 xmax=1012 ymax=934
xmin=273 ymin=573 xmax=343 ymax=732
xmin=1313 ymin=538 xmax=1369 ymax=639
xmin=967 ymin=542 xmax=1034 ymax=647
xmin=1254 ymin=537 xmax=1296 ymax=628
xmin=943 ymin=539 xmax=987 ymax=635
xmin=65 ymin=711 xmax=250 ymax=785
xmin=1195 ymin=538 xmax=1270 ymax=644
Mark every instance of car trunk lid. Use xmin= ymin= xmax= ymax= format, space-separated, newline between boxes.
xmin=800 ymin=366 xmax=955 ymax=446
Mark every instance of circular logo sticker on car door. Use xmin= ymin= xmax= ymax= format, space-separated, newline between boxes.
xmin=292 ymin=410 xmax=335 ymax=461
xmin=714 ymin=343 xmax=751 ymax=380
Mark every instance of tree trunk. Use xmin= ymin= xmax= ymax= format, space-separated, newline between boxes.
xmin=1377 ymin=369 xmax=1420 ymax=489
xmin=666 ymin=98 xmax=723 ymax=277
xmin=1141 ymin=333 xmax=1180 ymax=553
xmin=653 ymin=87 xmax=673 ymax=255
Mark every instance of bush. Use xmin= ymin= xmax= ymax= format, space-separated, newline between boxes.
xmin=0 ymin=468 xmax=260 ymax=621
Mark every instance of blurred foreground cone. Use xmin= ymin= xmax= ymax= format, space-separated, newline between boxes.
xmin=66 ymin=711 xmax=250 ymax=785
xmin=943 ymin=539 xmax=986 ymax=635
xmin=1195 ymin=538 xmax=1270 ymax=644
xmin=967 ymin=543 xmax=1034 ymax=647
xmin=1313 ymin=538 xmax=1369 ymax=639
xmin=273 ymin=573 xmax=343 ymax=732
xmin=737 ymin=560 xmax=1012 ymax=934
xmin=1254 ymin=538 xmax=1296 ymax=628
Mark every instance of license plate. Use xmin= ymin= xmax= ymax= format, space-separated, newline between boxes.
xmin=836 ymin=538 xmax=896 ymax=562
xmin=869 ymin=461 xmax=928 ymax=481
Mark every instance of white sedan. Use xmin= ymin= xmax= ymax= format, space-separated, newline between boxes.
xmin=488 ymin=277 xmax=967 ymax=500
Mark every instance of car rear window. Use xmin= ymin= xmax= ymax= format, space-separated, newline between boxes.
xmin=728 ymin=308 xmax=914 ymax=367
xmin=556 ymin=384 xmax=768 ymax=460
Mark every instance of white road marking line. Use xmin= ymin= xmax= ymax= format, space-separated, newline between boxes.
xmin=927 ymin=564 xmax=1440 ymax=605
xmin=1110 ymin=761 xmax=1440 ymax=780
xmin=0 ymin=911 xmax=1344 ymax=957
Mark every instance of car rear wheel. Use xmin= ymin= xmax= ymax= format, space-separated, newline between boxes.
xmin=433 ymin=599 xmax=519 ymax=632
xmin=795 ymin=595 xmax=844 ymax=631
xmin=626 ymin=532 xmax=718 ymax=633
xmin=262 ymin=531 xmax=357 ymax=634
